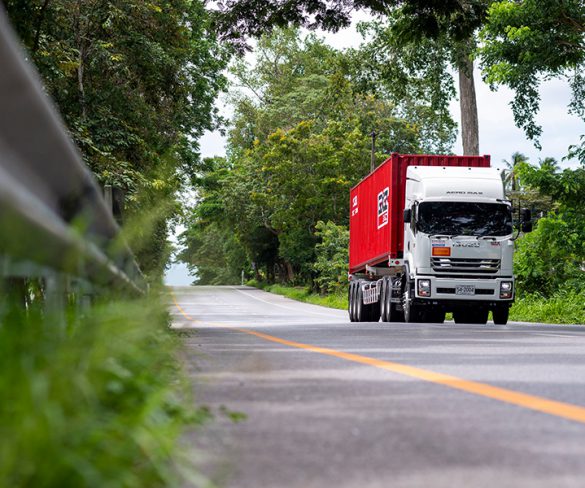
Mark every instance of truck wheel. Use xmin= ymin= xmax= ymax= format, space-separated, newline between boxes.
xmin=403 ymin=276 xmax=422 ymax=323
xmin=389 ymin=278 xmax=405 ymax=322
xmin=369 ymin=301 xmax=381 ymax=323
xmin=492 ymin=306 xmax=509 ymax=325
xmin=380 ymin=279 xmax=388 ymax=322
xmin=348 ymin=283 xmax=355 ymax=322
xmin=350 ymin=282 xmax=359 ymax=322
xmin=355 ymin=285 xmax=365 ymax=322
xmin=383 ymin=277 xmax=393 ymax=322
xmin=403 ymin=291 xmax=422 ymax=323
xmin=384 ymin=282 xmax=393 ymax=321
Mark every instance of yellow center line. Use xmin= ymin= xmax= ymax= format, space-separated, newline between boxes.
xmin=172 ymin=293 xmax=585 ymax=426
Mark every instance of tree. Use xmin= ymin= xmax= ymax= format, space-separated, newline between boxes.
xmin=347 ymin=20 xmax=457 ymax=154
xmin=513 ymin=161 xmax=585 ymax=295
xmin=313 ymin=221 xmax=349 ymax=294
xmin=479 ymin=0 xmax=585 ymax=160
xmin=214 ymin=0 xmax=490 ymax=154
xmin=4 ymin=0 xmax=229 ymax=275
xmin=501 ymin=151 xmax=527 ymax=193
xmin=182 ymin=30 xmax=425 ymax=284
xmin=223 ymin=31 xmax=422 ymax=280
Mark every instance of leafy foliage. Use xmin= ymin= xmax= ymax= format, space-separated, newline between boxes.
xmin=479 ymin=0 xmax=585 ymax=157
xmin=214 ymin=0 xmax=490 ymax=154
xmin=214 ymin=0 xmax=488 ymax=51
xmin=0 ymin=292 xmax=205 ymax=487
xmin=313 ymin=221 xmax=349 ymax=294
xmin=348 ymin=20 xmax=457 ymax=153
xmin=4 ymin=0 xmax=229 ymax=275
xmin=513 ymin=161 xmax=585 ymax=296
xmin=182 ymin=29 xmax=446 ymax=284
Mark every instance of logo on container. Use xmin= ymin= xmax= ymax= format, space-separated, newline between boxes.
xmin=351 ymin=195 xmax=359 ymax=217
xmin=377 ymin=187 xmax=389 ymax=229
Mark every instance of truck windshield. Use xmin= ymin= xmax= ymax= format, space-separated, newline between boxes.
xmin=417 ymin=202 xmax=513 ymax=237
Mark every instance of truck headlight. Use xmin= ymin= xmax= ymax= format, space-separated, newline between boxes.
xmin=500 ymin=281 xmax=513 ymax=299
xmin=418 ymin=279 xmax=431 ymax=297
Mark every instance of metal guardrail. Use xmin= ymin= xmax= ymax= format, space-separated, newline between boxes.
xmin=0 ymin=7 xmax=146 ymax=297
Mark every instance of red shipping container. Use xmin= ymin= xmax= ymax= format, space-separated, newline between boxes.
xmin=349 ymin=153 xmax=491 ymax=274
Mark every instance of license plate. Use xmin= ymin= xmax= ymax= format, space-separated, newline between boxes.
xmin=455 ymin=285 xmax=475 ymax=296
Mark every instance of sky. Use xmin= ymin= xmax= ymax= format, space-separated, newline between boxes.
xmin=165 ymin=16 xmax=584 ymax=286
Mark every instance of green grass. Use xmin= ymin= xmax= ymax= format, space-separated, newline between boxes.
xmin=0 ymin=290 xmax=205 ymax=488
xmin=250 ymin=282 xmax=585 ymax=325
xmin=248 ymin=281 xmax=347 ymax=310
xmin=509 ymin=291 xmax=585 ymax=324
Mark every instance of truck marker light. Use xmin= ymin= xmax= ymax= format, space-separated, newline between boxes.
xmin=432 ymin=247 xmax=451 ymax=256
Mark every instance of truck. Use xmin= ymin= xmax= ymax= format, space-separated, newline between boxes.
xmin=348 ymin=153 xmax=532 ymax=325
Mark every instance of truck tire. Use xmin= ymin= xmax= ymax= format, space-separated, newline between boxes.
xmin=348 ymin=282 xmax=355 ymax=322
xmin=350 ymin=282 xmax=359 ymax=322
xmin=368 ymin=301 xmax=381 ymax=322
xmin=379 ymin=279 xmax=387 ymax=322
xmin=403 ymin=291 xmax=423 ymax=323
xmin=380 ymin=278 xmax=390 ymax=322
xmin=389 ymin=277 xmax=405 ymax=322
xmin=492 ymin=306 xmax=509 ymax=325
xmin=355 ymin=285 xmax=365 ymax=321
xmin=384 ymin=282 xmax=393 ymax=322
xmin=403 ymin=296 xmax=422 ymax=323
xmin=402 ymin=276 xmax=422 ymax=323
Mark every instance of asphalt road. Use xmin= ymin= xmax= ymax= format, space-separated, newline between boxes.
xmin=172 ymin=285 xmax=585 ymax=488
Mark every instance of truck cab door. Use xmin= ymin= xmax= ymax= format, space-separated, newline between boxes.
xmin=404 ymin=201 xmax=417 ymax=271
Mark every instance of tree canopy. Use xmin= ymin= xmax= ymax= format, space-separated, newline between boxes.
xmin=4 ymin=0 xmax=229 ymax=275
xmin=479 ymin=0 xmax=585 ymax=159
xmin=181 ymin=29 xmax=452 ymax=284
xmin=214 ymin=0 xmax=490 ymax=154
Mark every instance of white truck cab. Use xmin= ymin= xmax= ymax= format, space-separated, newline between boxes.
xmin=402 ymin=166 xmax=516 ymax=324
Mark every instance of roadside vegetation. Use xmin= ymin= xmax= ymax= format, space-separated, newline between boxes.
xmin=249 ymin=283 xmax=585 ymax=325
xmin=2 ymin=2 xmax=227 ymax=486
xmin=0 ymin=290 xmax=205 ymax=487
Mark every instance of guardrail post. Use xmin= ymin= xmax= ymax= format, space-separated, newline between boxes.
xmin=104 ymin=184 xmax=113 ymax=215
xmin=45 ymin=271 xmax=67 ymax=330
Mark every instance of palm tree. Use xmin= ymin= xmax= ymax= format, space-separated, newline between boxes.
xmin=501 ymin=152 xmax=528 ymax=193
xmin=539 ymin=157 xmax=560 ymax=173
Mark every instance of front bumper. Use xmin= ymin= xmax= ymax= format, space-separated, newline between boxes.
xmin=414 ymin=275 xmax=515 ymax=301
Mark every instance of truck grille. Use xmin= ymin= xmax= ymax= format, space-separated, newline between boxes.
xmin=431 ymin=257 xmax=501 ymax=274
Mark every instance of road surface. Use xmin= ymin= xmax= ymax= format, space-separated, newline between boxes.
xmin=172 ymin=285 xmax=585 ymax=488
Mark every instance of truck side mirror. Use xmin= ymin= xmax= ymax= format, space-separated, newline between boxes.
xmin=520 ymin=208 xmax=532 ymax=233
xmin=403 ymin=208 xmax=411 ymax=223
xmin=521 ymin=221 xmax=533 ymax=233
